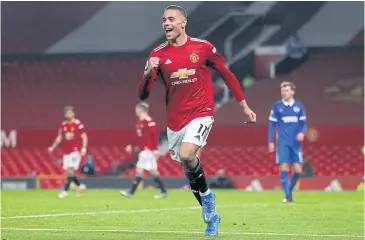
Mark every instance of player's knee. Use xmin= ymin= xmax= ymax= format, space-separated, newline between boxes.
xmin=279 ymin=164 xmax=289 ymax=171
xmin=179 ymin=151 xmax=196 ymax=169
xmin=136 ymin=168 xmax=144 ymax=175
xmin=66 ymin=168 xmax=74 ymax=174
xmin=179 ymin=143 xmax=198 ymax=160
xmin=179 ymin=148 xmax=195 ymax=161
xmin=294 ymin=165 xmax=302 ymax=174
xmin=150 ymin=169 xmax=159 ymax=175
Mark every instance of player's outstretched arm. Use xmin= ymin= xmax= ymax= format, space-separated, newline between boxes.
xmin=48 ymin=129 xmax=62 ymax=153
xmin=205 ymin=42 xmax=256 ymax=122
xmin=209 ymin=59 xmax=256 ymax=122
xmin=137 ymin=57 xmax=159 ymax=100
xmin=209 ymin=60 xmax=245 ymax=103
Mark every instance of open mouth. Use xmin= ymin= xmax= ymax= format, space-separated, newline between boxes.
xmin=165 ymin=27 xmax=173 ymax=33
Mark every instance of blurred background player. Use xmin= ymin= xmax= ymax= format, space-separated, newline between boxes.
xmin=268 ymin=82 xmax=307 ymax=202
xmin=48 ymin=106 xmax=88 ymax=199
xmin=120 ymin=102 xmax=167 ymax=199
xmin=138 ymin=5 xmax=256 ymax=236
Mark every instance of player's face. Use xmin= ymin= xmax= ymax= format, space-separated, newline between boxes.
xmin=281 ymin=86 xmax=295 ymax=100
xmin=135 ymin=106 xmax=143 ymax=118
xmin=162 ymin=9 xmax=186 ymax=40
xmin=64 ymin=110 xmax=75 ymax=120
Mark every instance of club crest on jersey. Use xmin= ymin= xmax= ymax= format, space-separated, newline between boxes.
xmin=293 ymin=106 xmax=300 ymax=113
xmin=189 ymin=53 xmax=199 ymax=63
xmin=170 ymin=68 xmax=196 ymax=79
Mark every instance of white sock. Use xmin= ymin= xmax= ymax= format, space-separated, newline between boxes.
xmin=199 ymin=189 xmax=211 ymax=196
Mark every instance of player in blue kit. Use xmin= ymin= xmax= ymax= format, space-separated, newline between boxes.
xmin=268 ymin=81 xmax=307 ymax=202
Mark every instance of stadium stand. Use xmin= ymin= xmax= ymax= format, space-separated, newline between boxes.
xmin=2 ymin=144 xmax=363 ymax=179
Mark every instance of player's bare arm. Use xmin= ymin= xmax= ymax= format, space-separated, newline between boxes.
xmin=80 ymin=132 xmax=88 ymax=156
xmin=48 ymin=129 xmax=63 ymax=153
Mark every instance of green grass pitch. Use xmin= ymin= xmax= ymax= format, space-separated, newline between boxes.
xmin=1 ymin=190 xmax=364 ymax=240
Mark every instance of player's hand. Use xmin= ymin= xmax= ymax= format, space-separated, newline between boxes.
xmin=145 ymin=57 xmax=160 ymax=75
xmin=268 ymin=143 xmax=275 ymax=153
xmin=243 ymin=107 xmax=256 ymax=123
xmin=125 ymin=145 xmax=133 ymax=153
xmin=297 ymin=132 xmax=305 ymax=142
xmin=81 ymin=147 xmax=87 ymax=156
xmin=48 ymin=146 xmax=55 ymax=153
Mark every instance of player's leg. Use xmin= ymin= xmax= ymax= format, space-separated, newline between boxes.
xmin=289 ymin=149 xmax=303 ymax=199
xmin=167 ymin=118 xmax=220 ymax=236
xmin=59 ymin=154 xmax=73 ymax=198
xmin=68 ymin=152 xmax=86 ymax=197
xmin=277 ymin=146 xmax=291 ymax=202
xmin=166 ymin=126 xmax=204 ymax=206
xmin=180 ymin=142 xmax=210 ymax=201
xmin=147 ymin=151 xmax=167 ymax=198
xmin=150 ymin=169 xmax=167 ymax=199
xmin=181 ymin=117 xmax=220 ymax=233
xmin=121 ymin=151 xmax=145 ymax=197
xmin=121 ymin=168 xmax=143 ymax=197
xmin=180 ymin=142 xmax=220 ymax=228
xmin=179 ymin=161 xmax=202 ymax=205
xmin=180 ymin=118 xmax=214 ymax=210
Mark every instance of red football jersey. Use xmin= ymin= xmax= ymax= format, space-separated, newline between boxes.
xmin=59 ymin=119 xmax=85 ymax=154
xmin=138 ymin=37 xmax=245 ymax=131
xmin=132 ymin=117 xmax=158 ymax=151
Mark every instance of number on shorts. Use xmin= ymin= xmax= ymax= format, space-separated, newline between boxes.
xmin=197 ymin=124 xmax=209 ymax=138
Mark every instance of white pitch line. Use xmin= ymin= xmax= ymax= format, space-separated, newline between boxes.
xmin=1 ymin=206 xmax=201 ymax=219
xmin=1 ymin=228 xmax=363 ymax=238
xmin=3 ymin=202 xmax=361 ymax=220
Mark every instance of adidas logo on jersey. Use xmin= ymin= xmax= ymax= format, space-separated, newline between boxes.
xmin=165 ymin=59 xmax=172 ymax=64
xmin=194 ymin=135 xmax=201 ymax=141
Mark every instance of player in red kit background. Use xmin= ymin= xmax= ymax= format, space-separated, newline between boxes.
xmin=120 ymin=102 xmax=167 ymax=199
xmin=138 ymin=5 xmax=256 ymax=237
xmin=48 ymin=106 xmax=88 ymax=199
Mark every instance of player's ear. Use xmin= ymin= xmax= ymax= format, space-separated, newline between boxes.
xmin=181 ymin=19 xmax=187 ymax=28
